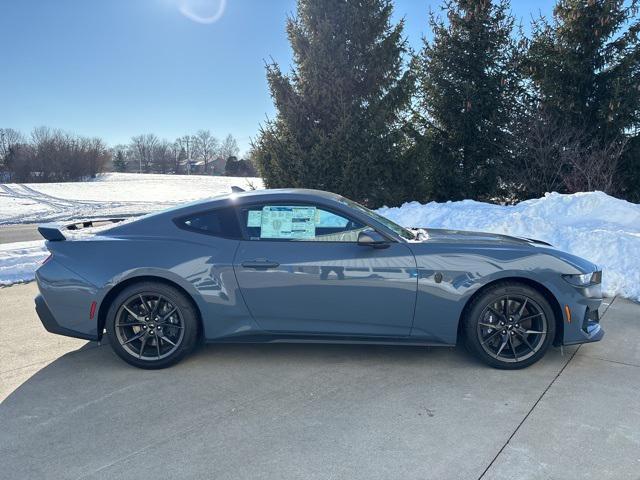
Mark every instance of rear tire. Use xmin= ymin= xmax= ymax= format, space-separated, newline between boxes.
xmin=106 ymin=282 xmax=199 ymax=369
xmin=463 ymin=282 xmax=556 ymax=369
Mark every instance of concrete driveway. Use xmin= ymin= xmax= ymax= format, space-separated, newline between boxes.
xmin=1 ymin=283 xmax=638 ymax=480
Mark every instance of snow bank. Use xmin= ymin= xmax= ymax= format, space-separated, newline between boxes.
xmin=378 ymin=191 xmax=640 ymax=301
xmin=0 ymin=241 xmax=47 ymax=286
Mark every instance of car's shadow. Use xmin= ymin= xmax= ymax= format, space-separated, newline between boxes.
xmin=1 ymin=341 xmax=477 ymax=407
xmin=1 ymin=339 xmax=568 ymax=416
xmin=0 ymin=340 xmax=573 ymax=479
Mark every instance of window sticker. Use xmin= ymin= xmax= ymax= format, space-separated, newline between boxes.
xmin=259 ymin=206 xmax=317 ymax=239
xmin=247 ymin=210 xmax=262 ymax=227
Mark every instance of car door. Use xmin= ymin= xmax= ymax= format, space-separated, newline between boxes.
xmin=232 ymin=202 xmax=418 ymax=337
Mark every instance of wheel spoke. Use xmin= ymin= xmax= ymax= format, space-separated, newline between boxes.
xmin=517 ymin=298 xmax=528 ymax=317
xmin=139 ymin=295 xmax=150 ymax=314
xmin=523 ymin=329 xmax=546 ymax=335
xmin=161 ymin=307 xmax=177 ymax=322
xmin=479 ymin=322 xmax=498 ymax=330
xmin=487 ymin=306 xmax=505 ymax=321
xmin=496 ymin=335 xmax=509 ymax=357
xmin=122 ymin=330 xmax=145 ymax=345
xmin=124 ymin=306 xmax=143 ymax=321
xmin=520 ymin=312 xmax=543 ymax=322
xmin=138 ymin=334 xmax=148 ymax=358
xmin=159 ymin=322 xmax=183 ymax=329
xmin=503 ymin=297 xmax=509 ymax=317
xmin=481 ymin=329 xmax=502 ymax=345
xmin=150 ymin=295 xmax=163 ymax=317
xmin=116 ymin=322 xmax=145 ymax=328
xmin=159 ymin=334 xmax=176 ymax=347
xmin=515 ymin=330 xmax=536 ymax=353
xmin=156 ymin=337 xmax=161 ymax=359
xmin=508 ymin=334 xmax=518 ymax=361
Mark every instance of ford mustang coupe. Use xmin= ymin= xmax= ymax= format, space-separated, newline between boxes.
xmin=35 ymin=188 xmax=604 ymax=369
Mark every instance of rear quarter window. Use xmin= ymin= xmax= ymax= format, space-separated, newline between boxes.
xmin=176 ymin=207 xmax=241 ymax=239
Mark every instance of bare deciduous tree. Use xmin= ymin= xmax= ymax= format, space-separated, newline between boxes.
xmin=129 ymin=134 xmax=159 ymax=173
xmin=0 ymin=128 xmax=23 ymax=159
xmin=175 ymin=135 xmax=196 ymax=172
xmin=562 ymin=138 xmax=628 ymax=195
xmin=219 ymin=134 xmax=239 ymax=160
xmin=194 ymin=130 xmax=219 ymax=174
xmin=509 ymin=108 xmax=627 ymax=198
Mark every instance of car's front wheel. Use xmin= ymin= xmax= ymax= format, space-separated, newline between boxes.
xmin=105 ymin=282 xmax=199 ymax=369
xmin=463 ymin=282 xmax=556 ymax=369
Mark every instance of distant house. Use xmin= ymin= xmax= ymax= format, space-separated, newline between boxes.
xmin=211 ymin=156 xmax=227 ymax=175
xmin=187 ymin=159 xmax=206 ymax=174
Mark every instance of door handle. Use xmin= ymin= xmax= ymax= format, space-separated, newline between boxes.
xmin=241 ymin=260 xmax=280 ymax=269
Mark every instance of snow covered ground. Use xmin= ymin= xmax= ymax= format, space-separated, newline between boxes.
xmin=0 ymin=172 xmax=263 ymax=225
xmin=1 ymin=174 xmax=638 ymax=301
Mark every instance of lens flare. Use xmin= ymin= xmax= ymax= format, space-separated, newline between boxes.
xmin=178 ymin=0 xmax=227 ymax=24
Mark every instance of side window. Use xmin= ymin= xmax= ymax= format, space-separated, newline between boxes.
xmin=241 ymin=204 xmax=367 ymax=242
xmin=177 ymin=207 xmax=242 ymax=239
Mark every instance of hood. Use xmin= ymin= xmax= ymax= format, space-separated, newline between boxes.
xmin=415 ymin=228 xmax=553 ymax=247
xmin=411 ymin=228 xmax=598 ymax=273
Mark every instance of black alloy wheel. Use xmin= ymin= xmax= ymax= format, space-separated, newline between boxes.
xmin=106 ymin=282 xmax=199 ymax=369
xmin=463 ymin=283 xmax=556 ymax=369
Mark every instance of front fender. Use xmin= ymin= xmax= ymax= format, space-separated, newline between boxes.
xmin=408 ymin=244 xmax=598 ymax=345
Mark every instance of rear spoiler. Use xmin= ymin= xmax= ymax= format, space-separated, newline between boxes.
xmin=37 ymin=218 xmax=126 ymax=242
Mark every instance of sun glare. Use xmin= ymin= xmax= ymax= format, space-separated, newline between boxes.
xmin=178 ymin=0 xmax=227 ymax=24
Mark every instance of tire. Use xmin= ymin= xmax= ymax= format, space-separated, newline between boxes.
xmin=463 ymin=282 xmax=556 ymax=369
xmin=105 ymin=282 xmax=199 ymax=369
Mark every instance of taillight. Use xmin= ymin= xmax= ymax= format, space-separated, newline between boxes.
xmin=41 ymin=254 xmax=53 ymax=265
xmin=89 ymin=301 xmax=97 ymax=320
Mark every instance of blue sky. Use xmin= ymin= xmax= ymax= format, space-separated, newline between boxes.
xmin=0 ymin=0 xmax=555 ymax=156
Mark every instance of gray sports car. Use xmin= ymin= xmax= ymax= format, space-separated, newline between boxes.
xmin=35 ymin=188 xmax=604 ymax=369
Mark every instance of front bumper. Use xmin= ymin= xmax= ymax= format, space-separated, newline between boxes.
xmin=562 ymin=293 xmax=605 ymax=346
xmin=35 ymin=295 xmax=98 ymax=341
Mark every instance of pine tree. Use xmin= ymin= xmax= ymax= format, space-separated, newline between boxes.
xmin=252 ymin=0 xmax=419 ymax=207
xmin=416 ymin=0 xmax=523 ymax=201
xmin=526 ymin=0 xmax=640 ymax=197
xmin=113 ymin=150 xmax=127 ymax=172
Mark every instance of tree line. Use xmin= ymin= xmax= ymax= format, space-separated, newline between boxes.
xmin=111 ymin=131 xmax=255 ymax=176
xmin=253 ymin=0 xmax=640 ymax=206
xmin=0 ymin=127 xmax=110 ymax=183
xmin=0 ymin=128 xmax=256 ymax=182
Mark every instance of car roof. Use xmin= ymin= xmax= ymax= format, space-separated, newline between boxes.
xmin=229 ymin=188 xmax=344 ymax=202
xmin=102 ymin=188 xmax=352 ymax=236
xmin=193 ymin=188 xmax=348 ymax=210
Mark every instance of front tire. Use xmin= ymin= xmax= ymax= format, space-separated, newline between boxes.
xmin=463 ymin=282 xmax=556 ymax=369
xmin=105 ymin=282 xmax=199 ymax=369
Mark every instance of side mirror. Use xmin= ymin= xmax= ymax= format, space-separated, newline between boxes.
xmin=357 ymin=230 xmax=390 ymax=249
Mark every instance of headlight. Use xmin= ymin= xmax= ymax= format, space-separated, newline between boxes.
xmin=563 ymin=271 xmax=602 ymax=286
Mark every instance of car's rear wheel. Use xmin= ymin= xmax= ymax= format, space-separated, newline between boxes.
xmin=106 ymin=282 xmax=199 ymax=369
xmin=463 ymin=282 xmax=556 ymax=369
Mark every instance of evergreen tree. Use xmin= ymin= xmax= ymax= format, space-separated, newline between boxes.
xmin=252 ymin=0 xmax=418 ymax=207
xmin=113 ymin=150 xmax=127 ymax=172
xmin=526 ymin=0 xmax=640 ymax=197
xmin=416 ymin=0 xmax=523 ymax=201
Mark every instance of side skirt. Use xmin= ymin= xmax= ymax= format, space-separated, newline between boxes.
xmin=204 ymin=333 xmax=453 ymax=347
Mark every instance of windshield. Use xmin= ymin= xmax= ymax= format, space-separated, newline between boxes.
xmin=339 ymin=197 xmax=416 ymax=240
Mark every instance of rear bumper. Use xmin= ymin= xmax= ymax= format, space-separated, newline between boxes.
xmin=35 ymin=294 xmax=98 ymax=341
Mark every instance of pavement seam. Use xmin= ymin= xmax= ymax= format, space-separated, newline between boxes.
xmin=477 ymin=345 xmax=582 ymax=479
xmin=477 ymin=295 xmax=618 ymax=479
xmin=574 ymin=355 xmax=640 ymax=369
